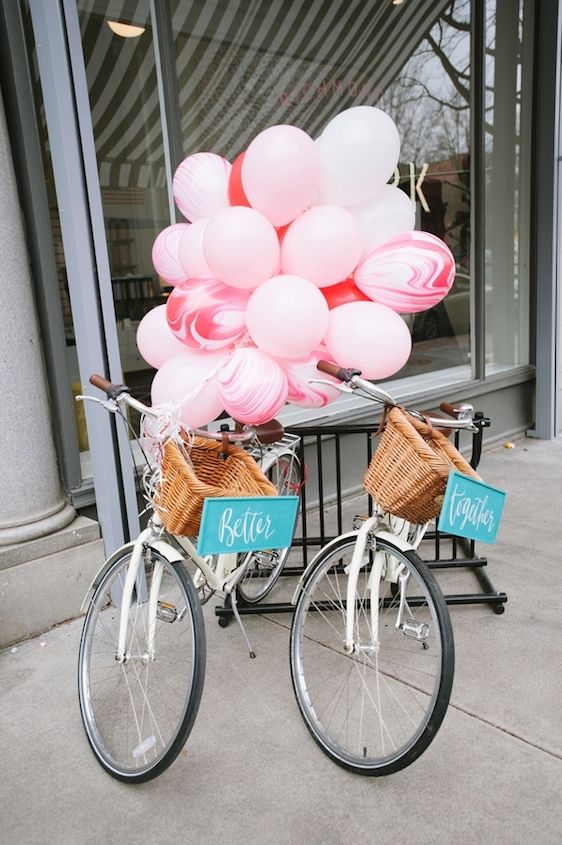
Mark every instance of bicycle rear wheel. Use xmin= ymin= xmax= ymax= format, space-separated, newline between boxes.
xmin=78 ymin=546 xmax=206 ymax=783
xmin=290 ymin=533 xmax=454 ymax=776
xmin=236 ymin=452 xmax=301 ymax=604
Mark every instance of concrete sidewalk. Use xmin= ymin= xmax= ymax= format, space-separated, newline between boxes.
xmin=1 ymin=436 xmax=561 ymax=845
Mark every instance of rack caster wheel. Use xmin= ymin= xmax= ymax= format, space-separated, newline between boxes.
xmin=218 ymin=595 xmax=232 ymax=627
xmin=493 ymin=603 xmax=505 ymax=615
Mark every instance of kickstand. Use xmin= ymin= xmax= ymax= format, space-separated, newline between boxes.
xmin=229 ymin=589 xmax=256 ymax=659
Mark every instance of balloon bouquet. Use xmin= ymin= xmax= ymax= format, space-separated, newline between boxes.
xmin=136 ymin=106 xmax=455 ymax=428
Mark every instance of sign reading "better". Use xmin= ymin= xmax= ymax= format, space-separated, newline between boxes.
xmin=197 ymin=496 xmax=299 ymax=556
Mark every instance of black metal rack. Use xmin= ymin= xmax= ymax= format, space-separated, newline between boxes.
xmin=215 ymin=411 xmax=507 ymax=623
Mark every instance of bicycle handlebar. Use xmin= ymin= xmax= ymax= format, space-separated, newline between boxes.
xmin=86 ymin=374 xmax=282 ymax=444
xmin=316 ymin=360 xmax=477 ymax=431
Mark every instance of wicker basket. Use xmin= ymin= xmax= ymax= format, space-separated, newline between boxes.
xmin=155 ymin=437 xmax=277 ymax=536
xmin=363 ymin=406 xmax=481 ymax=524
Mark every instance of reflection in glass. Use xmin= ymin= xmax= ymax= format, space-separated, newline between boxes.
xmin=171 ymin=0 xmax=472 ymax=380
xmin=78 ymin=0 xmax=167 ymax=403
xmin=382 ymin=0 xmax=471 ymax=377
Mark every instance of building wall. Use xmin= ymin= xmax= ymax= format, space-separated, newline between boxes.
xmin=0 ymin=86 xmax=104 ymax=647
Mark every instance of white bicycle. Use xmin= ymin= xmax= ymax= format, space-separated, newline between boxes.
xmin=77 ymin=375 xmax=300 ymax=783
xmin=289 ymin=360 xmax=479 ymax=776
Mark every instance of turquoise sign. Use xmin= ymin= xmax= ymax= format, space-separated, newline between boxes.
xmin=437 ymin=470 xmax=506 ymax=545
xmin=197 ymin=496 xmax=299 ymax=556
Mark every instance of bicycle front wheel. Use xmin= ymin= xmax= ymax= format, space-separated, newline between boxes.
xmin=78 ymin=547 xmax=206 ymax=783
xmin=290 ymin=534 xmax=454 ymax=776
xmin=236 ymin=452 xmax=301 ymax=604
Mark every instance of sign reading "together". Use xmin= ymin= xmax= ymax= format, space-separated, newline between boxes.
xmin=197 ymin=496 xmax=300 ymax=556
xmin=437 ymin=471 xmax=506 ymax=545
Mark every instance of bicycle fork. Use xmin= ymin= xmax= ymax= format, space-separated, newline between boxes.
xmin=342 ymin=517 xmax=427 ymax=654
xmin=116 ymin=525 xmax=161 ymax=663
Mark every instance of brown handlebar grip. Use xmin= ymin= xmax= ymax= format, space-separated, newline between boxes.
xmin=90 ymin=374 xmax=112 ymax=392
xmin=317 ymin=360 xmax=362 ymax=383
xmin=317 ymin=360 xmax=342 ymax=378
xmin=439 ymin=402 xmax=460 ymax=419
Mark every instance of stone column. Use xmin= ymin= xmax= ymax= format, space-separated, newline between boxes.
xmin=0 ymin=89 xmax=75 ymax=545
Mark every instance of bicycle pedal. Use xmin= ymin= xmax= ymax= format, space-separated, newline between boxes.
xmin=401 ymin=619 xmax=430 ymax=641
xmin=156 ymin=601 xmax=178 ymax=623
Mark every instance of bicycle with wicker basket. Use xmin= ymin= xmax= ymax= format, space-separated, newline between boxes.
xmin=289 ymin=360 xmax=481 ymax=777
xmin=77 ymin=374 xmax=301 ymax=783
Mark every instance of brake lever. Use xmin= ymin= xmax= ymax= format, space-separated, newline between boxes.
xmin=75 ymin=394 xmax=119 ymax=413
xmin=308 ymin=378 xmax=353 ymax=393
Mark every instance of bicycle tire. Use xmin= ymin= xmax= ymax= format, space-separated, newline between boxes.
xmin=290 ymin=533 xmax=454 ymax=776
xmin=78 ymin=546 xmax=206 ymax=783
xmin=236 ymin=453 xmax=301 ymax=604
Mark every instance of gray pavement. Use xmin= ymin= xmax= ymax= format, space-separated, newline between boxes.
xmin=1 ymin=435 xmax=561 ymax=845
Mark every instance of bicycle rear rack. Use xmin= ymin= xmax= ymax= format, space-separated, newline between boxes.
xmin=215 ymin=412 xmax=508 ymax=622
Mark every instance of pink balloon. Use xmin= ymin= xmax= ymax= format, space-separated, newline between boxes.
xmin=151 ymin=224 xmax=190 ymax=286
xmin=282 ymin=348 xmax=341 ymax=408
xmin=203 ymin=206 xmax=280 ymax=289
xmin=349 ymin=186 xmax=415 ymax=255
xmin=173 ymin=153 xmax=231 ymax=222
xmin=166 ymin=278 xmax=249 ymax=350
xmin=177 ymin=219 xmax=214 ymax=278
xmin=246 ymin=274 xmax=330 ymax=359
xmin=151 ymin=348 xmax=227 ymax=428
xmin=354 ymin=231 xmax=455 ymax=314
xmin=242 ymin=125 xmax=320 ymax=227
xmin=136 ymin=305 xmax=188 ymax=369
xmin=324 ymin=302 xmax=412 ymax=380
xmin=218 ymin=347 xmax=289 ymax=425
xmin=281 ymin=206 xmax=363 ymax=287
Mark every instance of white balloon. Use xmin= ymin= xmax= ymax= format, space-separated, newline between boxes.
xmin=177 ymin=218 xmax=214 ymax=278
xmin=349 ymin=186 xmax=415 ymax=256
xmin=315 ymin=107 xmax=400 ymax=207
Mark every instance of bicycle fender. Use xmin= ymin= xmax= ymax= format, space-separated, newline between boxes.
xmin=151 ymin=538 xmax=184 ymax=563
xmin=290 ymin=528 xmax=416 ymax=605
xmin=80 ymin=541 xmax=136 ymax=613
xmin=80 ymin=537 xmax=184 ymax=613
xmin=373 ymin=529 xmax=415 ymax=554
xmin=291 ymin=530 xmax=359 ymax=605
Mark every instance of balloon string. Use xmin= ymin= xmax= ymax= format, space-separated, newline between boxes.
xmin=140 ymin=348 xmax=233 ymax=465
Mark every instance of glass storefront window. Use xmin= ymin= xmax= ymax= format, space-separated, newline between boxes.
xmin=382 ymin=1 xmax=472 ymax=377
xmin=484 ymin=0 xmax=531 ymax=372
xmin=171 ymin=0 xmax=472 ymax=382
xmin=77 ymin=0 xmax=168 ymax=405
xmin=28 ymin=0 xmax=532 ymax=471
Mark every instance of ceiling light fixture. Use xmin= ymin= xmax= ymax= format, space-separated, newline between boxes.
xmin=107 ymin=20 xmax=145 ymax=38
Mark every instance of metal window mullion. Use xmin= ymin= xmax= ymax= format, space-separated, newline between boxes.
xmin=28 ymin=0 xmax=131 ymax=553
xmin=61 ymin=0 xmax=140 ymax=541
xmin=531 ymin=0 xmax=562 ymax=437
xmin=471 ymin=0 xmax=485 ymax=382
xmin=150 ymin=0 xmax=185 ymax=223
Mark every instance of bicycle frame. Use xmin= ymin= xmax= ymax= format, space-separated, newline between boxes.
xmin=94 ymin=437 xmax=300 ymax=663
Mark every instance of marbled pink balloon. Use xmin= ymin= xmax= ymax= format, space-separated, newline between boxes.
xmin=173 ymin=153 xmax=232 ymax=222
xmin=166 ymin=278 xmax=249 ymax=350
xmin=151 ymin=223 xmax=190 ymax=286
xmin=354 ymin=231 xmax=455 ymax=314
xmin=218 ymin=347 xmax=289 ymax=424
xmin=282 ymin=348 xmax=341 ymax=408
